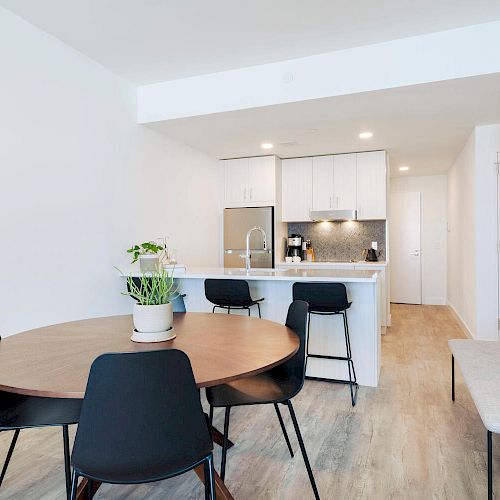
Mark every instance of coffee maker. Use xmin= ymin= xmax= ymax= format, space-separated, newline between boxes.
xmin=287 ymin=234 xmax=302 ymax=259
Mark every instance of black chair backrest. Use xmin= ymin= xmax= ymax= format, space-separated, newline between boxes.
xmin=71 ymin=350 xmax=212 ymax=482
xmin=292 ymin=282 xmax=350 ymax=312
xmin=204 ymin=279 xmax=252 ymax=307
xmin=269 ymin=300 xmax=309 ymax=400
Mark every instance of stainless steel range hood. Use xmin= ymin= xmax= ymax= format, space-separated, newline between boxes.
xmin=309 ymin=209 xmax=358 ymax=221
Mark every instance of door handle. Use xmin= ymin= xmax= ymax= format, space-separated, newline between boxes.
xmin=409 ymin=250 xmax=420 ymax=256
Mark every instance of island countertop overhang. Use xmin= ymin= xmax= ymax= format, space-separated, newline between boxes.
xmin=126 ymin=266 xmax=379 ymax=283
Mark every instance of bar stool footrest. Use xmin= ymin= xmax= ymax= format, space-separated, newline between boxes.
xmin=307 ymin=354 xmax=351 ymax=362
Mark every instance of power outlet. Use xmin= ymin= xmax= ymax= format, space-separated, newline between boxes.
xmin=371 ymin=241 xmax=378 ymax=251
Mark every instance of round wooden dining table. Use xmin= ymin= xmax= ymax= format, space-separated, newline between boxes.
xmin=0 ymin=312 xmax=299 ymax=500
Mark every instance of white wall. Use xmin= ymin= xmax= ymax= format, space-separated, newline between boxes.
xmin=391 ymin=175 xmax=447 ymax=305
xmin=0 ymin=7 xmax=219 ymax=337
xmin=447 ymin=125 xmax=500 ymax=340
xmin=474 ymin=125 xmax=500 ymax=338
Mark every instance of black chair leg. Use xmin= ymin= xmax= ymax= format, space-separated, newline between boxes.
xmin=257 ymin=302 xmax=262 ymax=318
xmin=70 ymin=470 xmax=79 ymax=500
xmin=287 ymin=400 xmax=320 ymax=500
xmin=305 ymin=312 xmax=312 ymax=375
xmin=87 ymin=479 xmax=93 ymax=499
xmin=247 ymin=307 xmax=251 ymax=316
xmin=0 ymin=429 xmax=20 ymax=487
xmin=227 ymin=307 xmax=230 ymax=314
xmin=221 ymin=406 xmax=231 ymax=481
xmin=451 ymin=355 xmax=455 ymax=402
xmin=204 ymin=453 xmax=216 ymax=500
xmin=488 ymin=430 xmax=493 ymax=500
xmin=209 ymin=405 xmax=214 ymax=427
xmin=343 ymin=312 xmax=358 ymax=407
xmin=62 ymin=425 xmax=72 ymax=500
xmin=212 ymin=306 xmax=216 ymax=313
xmin=274 ymin=403 xmax=294 ymax=457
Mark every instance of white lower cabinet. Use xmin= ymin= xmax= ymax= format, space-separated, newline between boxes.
xmin=354 ymin=264 xmax=390 ymax=328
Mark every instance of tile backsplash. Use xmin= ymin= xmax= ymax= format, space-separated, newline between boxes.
xmin=288 ymin=221 xmax=386 ymax=262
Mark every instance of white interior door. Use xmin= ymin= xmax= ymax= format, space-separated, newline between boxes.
xmin=390 ymin=191 xmax=422 ymax=304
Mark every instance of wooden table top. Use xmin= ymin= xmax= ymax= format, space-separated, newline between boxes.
xmin=0 ymin=313 xmax=299 ymax=399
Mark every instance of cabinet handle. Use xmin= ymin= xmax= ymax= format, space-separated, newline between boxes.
xmin=329 ymin=196 xmax=332 ymax=208
xmin=243 ymin=188 xmax=247 ymax=201
xmin=249 ymin=187 xmax=253 ymax=201
xmin=336 ymin=196 xmax=339 ymax=208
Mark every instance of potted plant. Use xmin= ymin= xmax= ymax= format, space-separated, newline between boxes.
xmin=127 ymin=241 xmax=166 ymax=272
xmin=122 ymin=267 xmax=180 ymax=342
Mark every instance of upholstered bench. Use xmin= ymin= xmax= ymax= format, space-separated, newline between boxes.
xmin=449 ymin=339 xmax=500 ymax=500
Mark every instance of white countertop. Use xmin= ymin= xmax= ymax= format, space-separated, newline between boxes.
xmin=277 ymin=260 xmax=387 ymax=267
xmin=127 ymin=266 xmax=378 ymax=283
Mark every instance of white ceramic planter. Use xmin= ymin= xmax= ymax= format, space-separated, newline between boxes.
xmin=139 ymin=254 xmax=160 ymax=272
xmin=133 ymin=302 xmax=173 ymax=333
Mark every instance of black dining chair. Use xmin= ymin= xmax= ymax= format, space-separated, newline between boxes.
xmin=69 ymin=349 xmax=215 ymax=500
xmin=292 ymin=282 xmax=358 ymax=406
xmin=0 ymin=345 xmax=82 ymax=500
xmin=206 ymin=300 xmax=320 ymax=500
xmin=204 ymin=279 xmax=264 ymax=317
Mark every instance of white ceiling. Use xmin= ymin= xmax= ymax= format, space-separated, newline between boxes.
xmin=150 ymin=74 xmax=500 ymax=177
xmin=2 ymin=0 xmax=500 ymax=84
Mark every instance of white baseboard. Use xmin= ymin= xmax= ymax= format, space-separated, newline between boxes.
xmin=423 ymin=297 xmax=447 ymax=305
xmin=447 ymin=302 xmax=474 ymax=339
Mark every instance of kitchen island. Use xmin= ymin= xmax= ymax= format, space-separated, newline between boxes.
xmin=128 ymin=267 xmax=381 ymax=387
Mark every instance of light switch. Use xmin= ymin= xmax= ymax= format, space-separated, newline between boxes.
xmin=371 ymin=241 xmax=378 ymax=250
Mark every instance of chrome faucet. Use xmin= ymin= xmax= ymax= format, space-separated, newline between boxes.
xmin=242 ymin=226 xmax=267 ymax=272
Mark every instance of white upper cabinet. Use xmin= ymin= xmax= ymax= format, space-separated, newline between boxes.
xmin=224 ymin=158 xmax=248 ymax=204
xmin=333 ymin=153 xmax=357 ymax=209
xmin=223 ymin=156 xmax=276 ymax=207
xmin=312 ymin=156 xmax=334 ymax=210
xmin=356 ymin=151 xmax=387 ymax=220
xmin=248 ymin=156 xmax=275 ymax=203
xmin=282 ymin=157 xmax=313 ymax=222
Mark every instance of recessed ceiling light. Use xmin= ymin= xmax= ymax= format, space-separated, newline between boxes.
xmin=359 ymin=131 xmax=373 ymax=139
xmin=261 ymin=142 xmax=274 ymax=149
xmin=399 ymin=166 xmax=410 ymax=171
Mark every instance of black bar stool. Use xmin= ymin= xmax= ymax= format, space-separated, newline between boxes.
xmin=292 ymin=282 xmax=358 ymax=406
xmin=204 ymin=279 xmax=264 ymax=317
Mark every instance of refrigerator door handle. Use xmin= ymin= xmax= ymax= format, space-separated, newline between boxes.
xmin=225 ymin=249 xmax=273 ymax=254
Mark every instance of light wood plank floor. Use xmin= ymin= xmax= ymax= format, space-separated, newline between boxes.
xmin=0 ymin=304 xmax=496 ymax=499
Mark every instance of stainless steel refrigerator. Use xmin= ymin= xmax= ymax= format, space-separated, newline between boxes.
xmin=224 ymin=207 xmax=274 ymax=268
